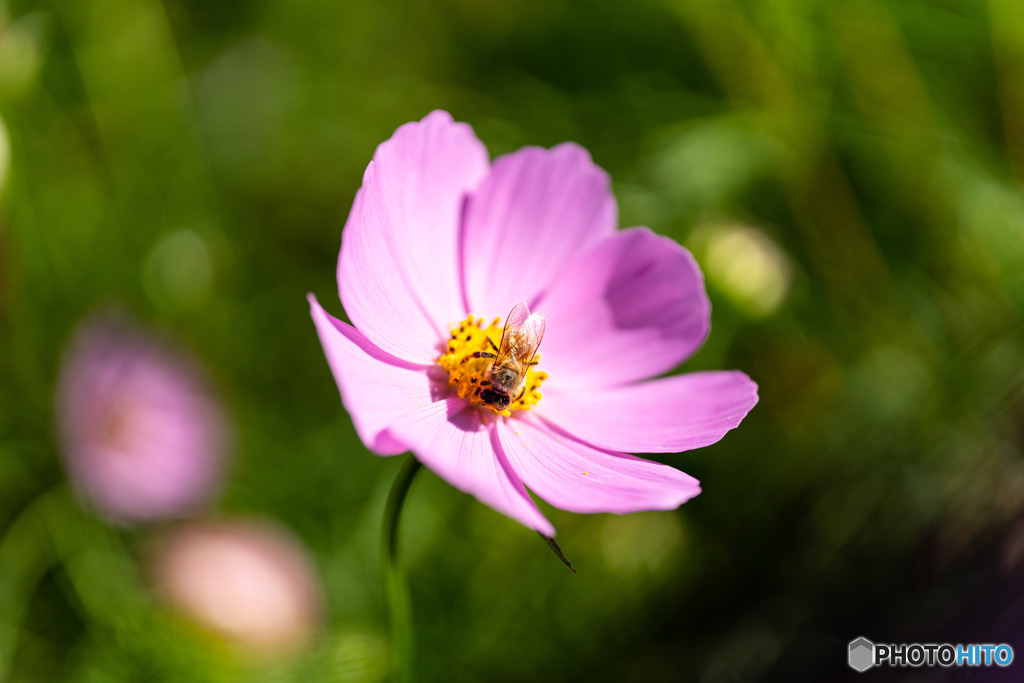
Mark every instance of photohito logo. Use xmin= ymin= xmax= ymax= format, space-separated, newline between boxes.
xmin=848 ymin=637 xmax=1014 ymax=672
xmin=848 ymin=637 xmax=875 ymax=672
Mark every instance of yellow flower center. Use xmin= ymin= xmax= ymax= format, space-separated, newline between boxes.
xmin=437 ymin=315 xmax=548 ymax=417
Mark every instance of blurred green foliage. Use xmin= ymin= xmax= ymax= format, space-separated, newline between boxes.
xmin=2 ymin=0 xmax=1024 ymax=681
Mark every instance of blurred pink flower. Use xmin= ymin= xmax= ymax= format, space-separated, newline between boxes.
xmin=148 ymin=519 xmax=321 ymax=655
xmin=310 ymin=111 xmax=758 ymax=536
xmin=56 ymin=313 xmax=229 ymax=523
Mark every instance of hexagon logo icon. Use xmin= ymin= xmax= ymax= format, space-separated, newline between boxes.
xmin=849 ymin=637 xmax=875 ymax=672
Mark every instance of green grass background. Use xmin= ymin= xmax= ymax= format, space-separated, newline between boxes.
xmin=2 ymin=0 xmax=1023 ymax=680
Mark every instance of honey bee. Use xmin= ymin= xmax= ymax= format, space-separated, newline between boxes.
xmin=475 ymin=302 xmax=545 ymax=411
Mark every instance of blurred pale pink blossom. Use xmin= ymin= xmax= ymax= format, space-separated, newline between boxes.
xmin=148 ymin=519 xmax=322 ymax=655
xmin=56 ymin=312 xmax=229 ymax=523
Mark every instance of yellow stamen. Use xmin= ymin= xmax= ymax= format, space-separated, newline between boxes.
xmin=437 ymin=314 xmax=548 ymax=416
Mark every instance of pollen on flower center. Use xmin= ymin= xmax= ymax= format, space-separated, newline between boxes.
xmin=437 ymin=315 xmax=548 ymax=416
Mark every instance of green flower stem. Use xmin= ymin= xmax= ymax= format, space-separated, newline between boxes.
xmin=381 ymin=456 xmax=423 ymax=683
xmin=0 ymin=489 xmax=60 ymax=682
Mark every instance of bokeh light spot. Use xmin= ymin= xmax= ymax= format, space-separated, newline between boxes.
xmin=143 ymin=229 xmax=214 ymax=312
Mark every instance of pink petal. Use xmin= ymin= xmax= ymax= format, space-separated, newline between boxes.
xmin=388 ymin=401 xmax=555 ymax=536
xmin=460 ymin=143 xmax=617 ymax=318
xmin=339 ymin=111 xmax=489 ymax=363
xmin=539 ymin=371 xmax=758 ymax=453
xmin=495 ymin=415 xmax=701 ymax=514
xmin=534 ymin=227 xmax=711 ymax=389
xmin=308 ymin=294 xmax=437 ymax=455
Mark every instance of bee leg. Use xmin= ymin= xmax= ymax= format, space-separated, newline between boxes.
xmin=479 ymin=380 xmax=490 ymax=386
xmin=515 ymin=387 xmax=526 ymax=402
xmin=526 ymin=361 xmax=538 ymax=367
xmin=486 ymin=337 xmax=499 ymax=352
xmin=460 ymin=351 xmax=496 ymax=364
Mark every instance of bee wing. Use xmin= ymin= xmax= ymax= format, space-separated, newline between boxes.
xmin=496 ymin=302 xmax=546 ymax=367
xmin=500 ymin=302 xmax=532 ymax=338
xmin=521 ymin=310 xmax=545 ymax=364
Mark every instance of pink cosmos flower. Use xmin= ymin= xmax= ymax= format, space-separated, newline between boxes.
xmin=309 ymin=111 xmax=758 ymax=536
xmin=56 ymin=312 xmax=229 ymax=523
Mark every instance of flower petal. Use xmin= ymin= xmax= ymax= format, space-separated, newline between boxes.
xmin=388 ymin=401 xmax=555 ymax=536
xmin=496 ymin=415 xmax=701 ymax=514
xmin=460 ymin=143 xmax=617 ymax=317
xmin=534 ymin=227 xmax=711 ymax=389
xmin=339 ymin=111 xmax=489 ymax=363
xmin=539 ymin=371 xmax=758 ymax=453
xmin=308 ymin=294 xmax=437 ymax=455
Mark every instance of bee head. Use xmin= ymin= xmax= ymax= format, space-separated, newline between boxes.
xmin=479 ymin=388 xmax=510 ymax=411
